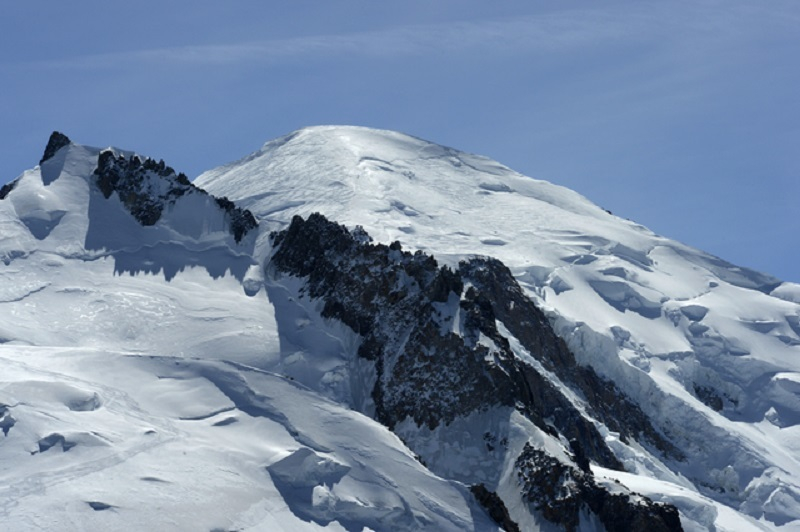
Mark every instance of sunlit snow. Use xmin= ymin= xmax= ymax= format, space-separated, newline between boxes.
xmin=0 ymin=126 xmax=797 ymax=530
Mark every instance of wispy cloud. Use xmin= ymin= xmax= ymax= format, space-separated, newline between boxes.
xmin=9 ymin=1 xmax=796 ymax=72
xmin=14 ymin=7 xmax=669 ymax=71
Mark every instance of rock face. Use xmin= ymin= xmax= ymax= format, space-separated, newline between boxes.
xmin=93 ymin=149 xmax=257 ymax=241
xmin=212 ymin=195 xmax=259 ymax=243
xmin=470 ymin=484 xmax=520 ymax=532
xmin=40 ymin=131 xmax=72 ymax=165
xmin=269 ymin=213 xmax=683 ymax=530
xmin=0 ymin=179 xmax=16 ymax=200
xmin=516 ymin=443 xmax=682 ymax=532
xmin=460 ymin=257 xmax=682 ymax=461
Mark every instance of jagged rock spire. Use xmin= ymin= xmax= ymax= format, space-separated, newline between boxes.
xmin=40 ymin=131 xmax=72 ymax=165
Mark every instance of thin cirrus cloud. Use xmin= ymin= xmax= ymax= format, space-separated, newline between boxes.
xmin=25 ymin=9 xmax=679 ymax=71
xmin=23 ymin=2 xmax=793 ymax=74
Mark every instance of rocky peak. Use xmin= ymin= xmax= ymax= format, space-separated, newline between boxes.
xmin=94 ymin=150 xmax=188 ymax=226
xmin=93 ymin=149 xmax=257 ymax=241
xmin=40 ymin=131 xmax=72 ymax=165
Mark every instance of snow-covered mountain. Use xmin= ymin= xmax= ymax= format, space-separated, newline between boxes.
xmin=1 ymin=127 xmax=798 ymax=531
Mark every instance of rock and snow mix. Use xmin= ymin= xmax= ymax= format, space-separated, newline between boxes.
xmin=0 ymin=128 xmax=797 ymax=530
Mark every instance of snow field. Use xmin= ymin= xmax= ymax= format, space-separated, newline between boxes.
xmin=1 ymin=126 xmax=798 ymax=528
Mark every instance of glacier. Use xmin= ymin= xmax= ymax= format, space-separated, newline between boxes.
xmin=0 ymin=127 xmax=797 ymax=530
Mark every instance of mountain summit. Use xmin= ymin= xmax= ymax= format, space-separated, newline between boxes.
xmin=0 ymin=127 xmax=798 ymax=530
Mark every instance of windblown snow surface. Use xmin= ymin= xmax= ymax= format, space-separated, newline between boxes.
xmin=0 ymin=126 xmax=798 ymax=530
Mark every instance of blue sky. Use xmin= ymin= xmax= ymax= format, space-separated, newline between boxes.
xmin=1 ymin=1 xmax=797 ymax=282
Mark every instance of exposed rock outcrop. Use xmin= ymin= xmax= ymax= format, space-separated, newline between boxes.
xmin=516 ymin=443 xmax=682 ymax=532
xmin=460 ymin=257 xmax=682 ymax=460
xmin=0 ymin=404 xmax=16 ymax=436
xmin=40 ymin=131 xmax=72 ymax=165
xmin=93 ymin=149 xmax=256 ymax=241
xmin=0 ymin=179 xmax=17 ymax=200
xmin=269 ymin=213 xmax=684 ymax=530
xmin=470 ymin=484 xmax=521 ymax=532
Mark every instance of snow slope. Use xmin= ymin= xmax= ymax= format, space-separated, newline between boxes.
xmin=197 ymin=126 xmax=800 ymax=529
xmin=0 ymin=127 xmax=798 ymax=530
xmin=0 ymin=136 xmax=496 ymax=531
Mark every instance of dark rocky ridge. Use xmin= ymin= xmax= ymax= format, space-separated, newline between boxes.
xmin=270 ymin=213 xmax=501 ymax=432
xmin=40 ymin=131 xmax=72 ymax=165
xmin=0 ymin=179 xmax=17 ymax=200
xmin=1 ymin=130 xmax=71 ymax=200
xmin=269 ymin=213 xmax=684 ymax=530
xmin=461 ymin=258 xmax=683 ymax=460
xmin=93 ymin=149 xmax=257 ymax=242
xmin=516 ymin=443 xmax=682 ymax=532
xmin=470 ymin=484 xmax=521 ymax=532
xmin=270 ymin=214 xmax=615 ymax=465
